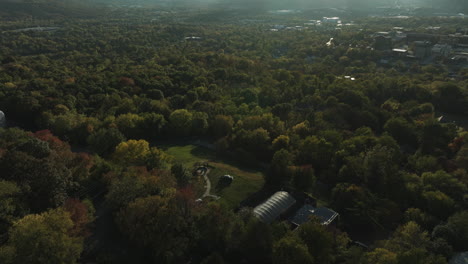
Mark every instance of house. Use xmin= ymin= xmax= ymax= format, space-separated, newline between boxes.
xmin=253 ymin=191 xmax=296 ymax=223
xmin=289 ymin=204 xmax=339 ymax=226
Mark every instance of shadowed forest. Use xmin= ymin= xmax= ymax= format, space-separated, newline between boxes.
xmin=0 ymin=1 xmax=467 ymax=264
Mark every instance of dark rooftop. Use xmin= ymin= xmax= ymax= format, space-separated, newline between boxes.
xmin=290 ymin=204 xmax=339 ymax=226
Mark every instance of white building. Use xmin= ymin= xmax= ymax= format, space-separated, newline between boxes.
xmin=322 ymin=17 xmax=341 ymax=24
xmin=253 ymin=191 xmax=296 ymax=223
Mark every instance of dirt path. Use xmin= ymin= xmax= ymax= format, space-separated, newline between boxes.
xmin=202 ymin=168 xmax=212 ymax=197
xmin=199 ymin=167 xmax=219 ymax=200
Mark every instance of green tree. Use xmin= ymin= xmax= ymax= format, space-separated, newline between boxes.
xmin=433 ymin=211 xmax=468 ymax=251
xmin=0 ymin=209 xmax=83 ymax=264
xmin=422 ymin=191 xmax=455 ymax=219
xmin=117 ymin=194 xmax=193 ymax=263
xmin=87 ymin=128 xmax=126 ymax=156
xmin=171 ymin=163 xmax=192 ymax=188
xmin=212 ymin=115 xmax=234 ymax=139
xmin=145 ymin=147 xmax=173 ymax=170
xmin=106 ymin=168 xmax=174 ymax=210
xmin=0 ymin=150 xmax=73 ymax=211
xmin=169 ymin=109 xmax=193 ymax=136
xmin=384 ymin=117 xmax=417 ymax=147
xmin=0 ymin=181 xmax=24 ymax=234
xmin=115 ymin=113 xmax=144 ymax=139
xmin=268 ymin=149 xmax=294 ymax=185
xmin=112 ymin=139 xmax=150 ymax=166
xmin=140 ymin=113 xmax=166 ymax=139
xmin=297 ymin=136 xmax=333 ymax=171
xmin=273 ymin=234 xmax=314 ymax=264
xmin=297 ymin=219 xmax=334 ymax=264
xmin=292 ymin=166 xmax=316 ymax=192
xmin=191 ymin=112 xmax=209 ymax=136
xmin=272 ymin=135 xmax=290 ymax=151
xmin=363 ymin=248 xmax=397 ymax=264
xmin=422 ymin=170 xmax=467 ymax=201
xmin=239 ymin=218 xmax=273 ymax=263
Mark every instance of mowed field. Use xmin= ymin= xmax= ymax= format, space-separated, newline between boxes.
xmin=160 ymin=144 xmax=265 ymax=208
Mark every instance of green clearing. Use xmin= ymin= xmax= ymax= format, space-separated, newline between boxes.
xmin=160 ymin=143 xmax=264 ymax=208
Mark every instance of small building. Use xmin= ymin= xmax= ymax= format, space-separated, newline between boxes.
xmin=289 ymin=204 xmax=339 ymax=226
xmin=253 ymin=191 xmax=296 ymax=223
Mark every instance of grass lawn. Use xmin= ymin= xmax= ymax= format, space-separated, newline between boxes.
xmin=160 ymin=143 xmax=264 ymax=209
xmin=207 ymin=162 xmax=264 ymax=208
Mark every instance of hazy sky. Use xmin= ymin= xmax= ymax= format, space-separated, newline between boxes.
xmin=0 ymin=0 xmax=466 ymax=12
xmin=130 ymin=0 xmax=467 ymax=11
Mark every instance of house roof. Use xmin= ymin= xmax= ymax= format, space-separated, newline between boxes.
xmin=289 ymin=204 xmax=339 ymax=226
xmin=253 ymin=191 xmax=296 ymax=223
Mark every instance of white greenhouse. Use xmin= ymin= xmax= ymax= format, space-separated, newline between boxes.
xmin=253 ymin=191 xmax=296 ymax=223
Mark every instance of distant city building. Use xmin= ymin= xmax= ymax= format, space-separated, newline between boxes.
xmin=450 ymin=53 xmax=468 ymax=63
xmin=432 ymin=44 xmax=452 ymax=57
xmin=184 ymin=36 xmax=202 ymax=41
xmin=11 ymin=26 xmax=59 ymax=33
xmin=374 ymin=35 xmax=392 ymax=50
xmin=392 ymin=48 xmax=408 ymax=57
xmin=413 ymin=41 xmax=432 ymax=59
xmin=322 ymin=17 xmax=340 ymax=24
xmin=448 ymin=33 xmax=468 ymax=45
xmin=407 ymin=33 xmax=441 ymax=43
xmin=374 ymin=31 xmax=390 ymax=37
xmin=273 ymin=25 xmax=286 ymax=30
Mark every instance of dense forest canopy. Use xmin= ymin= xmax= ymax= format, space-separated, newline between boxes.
xmin=0 ymin=2 xmax=467 ymax=264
